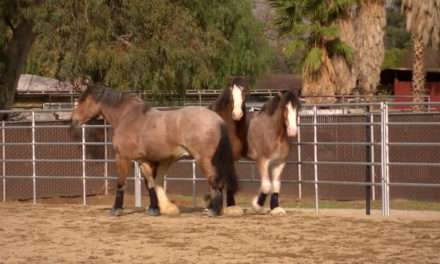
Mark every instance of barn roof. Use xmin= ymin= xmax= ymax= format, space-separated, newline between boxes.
xmin=17 ymin=74 xmax=73 ymax=94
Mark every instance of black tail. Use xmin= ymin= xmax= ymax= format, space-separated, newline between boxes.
xmin=212 ymin=124 xmax=239 ymax=194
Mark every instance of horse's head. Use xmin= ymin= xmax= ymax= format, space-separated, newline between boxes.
xmin=71 ymin=82 xmax=103 ymax=129
xmin=228 ymin=76 xmax=248 ymax=121
xmin=279 ymin=90 xmax=300 ymax=137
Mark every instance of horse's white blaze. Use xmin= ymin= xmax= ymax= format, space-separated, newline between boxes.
xmin=231 ymin=84 xmax=243 ymax=120
xmin=285 ymin=102 xmax=298 ymax=137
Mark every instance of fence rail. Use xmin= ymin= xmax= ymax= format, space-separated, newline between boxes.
xmin=2 ymin=101 xmax=440 ymax=217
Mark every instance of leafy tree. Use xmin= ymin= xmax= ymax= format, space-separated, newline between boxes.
xmin=1 ymin=0 xmax=272 ymax=111
xmin=0 ymin=0 xmax=42 ymax=115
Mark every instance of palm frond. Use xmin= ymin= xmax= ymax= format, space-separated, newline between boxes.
xmin=327 ymin=39 xmax=354 ymax=65
xmin=283 ymin=39 xmax=306 ymax=57
xmin=303 ymin=47 xmax=323 ymax=75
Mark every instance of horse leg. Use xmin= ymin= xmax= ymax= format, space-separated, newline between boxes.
xmin=154 ymin=159 xmax=180 ymax=215
xmin=198 ymin=158 xmax=223 ymax=216
xmin=140 ymin=162 xmax=160 ymax=216
xmin=269 ymin=161 xmax=287 ymax=216
xmin=252 ymin=159 xmax=271 ymax=213
xmin=111 ymin=156 xmax=130 ymax=216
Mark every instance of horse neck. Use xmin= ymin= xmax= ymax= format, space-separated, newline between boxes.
xmin=100 ymin=100 xmax=140 ymax=128
xmin=265 ymin=107 xmax=287 ymax=140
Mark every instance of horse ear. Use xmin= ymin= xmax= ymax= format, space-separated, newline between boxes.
xmin=72 ymin=77 xmax=91 ymax=92
xmin=228 ymin=75 xmax=249 ymax=89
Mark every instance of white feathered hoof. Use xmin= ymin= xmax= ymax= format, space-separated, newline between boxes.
xmin=160 ymin=202 xmax=180 ymax=216
xmin=270 ymin=207 xmax=287 ymax=216
xmin=223 ymin=206 xmax=244 ymax=216
xmin=252 ymin=196 xmax=266 ymax=214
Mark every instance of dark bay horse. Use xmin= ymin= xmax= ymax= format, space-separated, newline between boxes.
xmin=208 ymin=77 xmax=248 ymax=161
xmin=207 ymin=77 xmax=248 ymax=213
xmin=247 ymin=90 xmax=300 ymax=215
xmin=71 ymin=84 xmax=238 ymax=216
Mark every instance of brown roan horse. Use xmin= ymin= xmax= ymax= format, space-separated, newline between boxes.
xmin=247 ymin=90 xmax=300 ymax=215
xmin=71 ymin=84 xmax=238 ymax=216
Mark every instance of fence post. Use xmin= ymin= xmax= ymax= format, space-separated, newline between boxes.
xmin=380 ymin=103 xmax=390 ymax=216
xmin=134 ymin=162 xmax=142 ymax=208
xmin=370 ymin=108 xmax=376 ymax=201
xmin=81 ymin=125 xmax=87 ymax=206
xmin=192 ymin=160 xmax=197 ymax=208
xmin=32 ymin=111 xmax=37 ymax=204
xmin=313 ymin=106 xmax=319 ymax=215
xmin=385 ymin=103 xmax=390 ymax=216
xmin=104 ymin=120 xmax=108 ymax=195
xmin=2 ymin=121 xmax=5 ymax=202
xmin=297 ymin=113 xmax=302 ymax=200
xmin=365 ymin=105 xmax=372 ymax=215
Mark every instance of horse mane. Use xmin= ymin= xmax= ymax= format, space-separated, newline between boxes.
xmin=80 ymin=84 xmax=151 ymax=112
xmin=210 ymin=87 xmax=232 ymax=111
xmin=260 ymin=89 xmax=300 ymax=116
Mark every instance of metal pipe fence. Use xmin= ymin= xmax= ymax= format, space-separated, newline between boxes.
xmin=1 ymin=102 xmax=440 ymax=217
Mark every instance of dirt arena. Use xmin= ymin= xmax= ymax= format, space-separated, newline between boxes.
xmin=1 ymin=200 xmax=440 ymax=264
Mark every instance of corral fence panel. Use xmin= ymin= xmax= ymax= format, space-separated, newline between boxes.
xmin=1 ymin=102 xmax=440 ymax=216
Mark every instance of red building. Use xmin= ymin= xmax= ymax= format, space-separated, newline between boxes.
xmin=380 ymin=68 xmax=440 ymax=109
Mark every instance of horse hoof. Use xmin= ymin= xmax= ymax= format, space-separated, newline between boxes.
xmin=111 ymin=208 xmax=123 ymax=217
xmin=160 ymin=203 xmax=180 ymax=216
xmin=206 ymin=209 xmax=220 ymax=217
xmin=252 ymin=196 xmax=265 ymax=213
xmin=223 ymin=206 xmax=244 ymax=216
xmin=203 ymin=193 xmax=211 ymax=208
xmin=147 ymin=207 xmax=160 ymax=216
xmin=270 ymin=207 xmax=287 ymax=216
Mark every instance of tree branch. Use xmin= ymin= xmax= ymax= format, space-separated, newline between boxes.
xmin=4 ymin=16 xmax=15 ymax=32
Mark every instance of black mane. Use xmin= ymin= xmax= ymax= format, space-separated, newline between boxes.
xmin=260 ymin=90 xmax=300 ymax=116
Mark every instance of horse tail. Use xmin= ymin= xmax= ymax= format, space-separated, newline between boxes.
xmin=212 ymin=124 xmax=239 ymax=194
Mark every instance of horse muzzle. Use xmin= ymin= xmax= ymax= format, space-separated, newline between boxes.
xmin=232 ymin=110 xmax=243 ymax=121
xmin=287 ymin=127 xmax=298 ymax=137
xmin=70 ymin=119 xmax=82 ymax=136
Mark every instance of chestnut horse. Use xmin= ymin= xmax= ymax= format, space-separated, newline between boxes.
xmin=247 ymin=90 xmax=300 ymax=215
xmin=71 ymin=84 xmax=238 ymax=216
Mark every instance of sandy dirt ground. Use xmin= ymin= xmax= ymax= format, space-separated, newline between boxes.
xmin=1 ymin=201 xmax=440 ymax=264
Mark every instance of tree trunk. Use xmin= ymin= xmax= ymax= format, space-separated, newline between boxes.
xmin=0 ymin=19 xmax=36 ymax=118
xmin=333 ymin=16 xmax=357 ymax=100
xmin=354 ymin=0 xmax=386 ymax=100
xmin=412 ymin=34 xmax=426 ymax=111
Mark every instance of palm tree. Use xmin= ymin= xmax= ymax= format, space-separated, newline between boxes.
xmin=354 ymin=0 xmax=386 ymax=100
xmin=402 ymin=0 xmax=440 ymax=109
xmin=269 ymin=0 xmax=356 ymax=104
xmin=333 ymin=5 xmax=357 ymax=99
